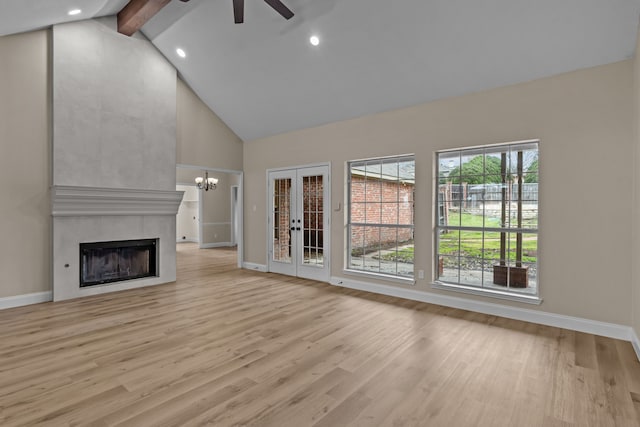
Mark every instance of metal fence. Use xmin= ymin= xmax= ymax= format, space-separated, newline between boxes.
xmin=445 ymin=183 xmax=538 ymax=206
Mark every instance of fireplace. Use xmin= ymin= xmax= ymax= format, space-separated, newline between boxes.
xmin=80 ymin=239 xmax=158 ymax=287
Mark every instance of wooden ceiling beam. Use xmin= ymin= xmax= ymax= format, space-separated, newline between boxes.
xmin=117 ymin=0 xmax=172 ymax=37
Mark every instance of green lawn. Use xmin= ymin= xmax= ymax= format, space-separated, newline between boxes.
xmin=360 ymin=212 xmax=537 ymax=265
xmin=440 ymin=212 xmax=537 ymax=263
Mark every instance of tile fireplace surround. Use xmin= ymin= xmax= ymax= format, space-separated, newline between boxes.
xmin=51 ymin=186 xmax=183 ymax=301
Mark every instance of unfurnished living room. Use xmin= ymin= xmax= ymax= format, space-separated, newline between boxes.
xmin=3 ymin=0 xmax=640 ymax=426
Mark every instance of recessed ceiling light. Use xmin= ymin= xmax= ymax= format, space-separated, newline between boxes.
xmin=176 ymin=48 xmax=186 ymax=58
xmin=68 ymin=9 xmax=82 ymax=16
xmin=309 ymin=35 xmax=320 ymax=46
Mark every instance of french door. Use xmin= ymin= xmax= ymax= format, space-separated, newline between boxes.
xmin=268 ymin=165 xmax=330 ymax=281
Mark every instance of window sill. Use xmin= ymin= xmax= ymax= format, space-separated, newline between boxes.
xmin=431 ymin=281 xmax=542 ymax=305
xmin=343 ymin=269 xmax=415 ymax=285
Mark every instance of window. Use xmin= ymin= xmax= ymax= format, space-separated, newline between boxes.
xmin=347 ymin=155 xmax=415 ymax=279
xmin=435 ymin=141 xmax=539 ymax=298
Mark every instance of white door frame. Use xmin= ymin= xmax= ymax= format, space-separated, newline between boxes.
xmin=230 ymin=185 xmax=239 ymax=246
xmin=266 ymin=163 xmax=330 ymax=282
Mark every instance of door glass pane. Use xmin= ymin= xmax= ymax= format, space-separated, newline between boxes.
xmin=302 ymin=175 xmax=324 ymax=267
xmin=272 ymin=178 xmax=292 ymax=263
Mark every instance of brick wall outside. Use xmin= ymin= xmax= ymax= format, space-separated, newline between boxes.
xmin=302 ymin=176 xmax=323 ymax=249
xmin=274 ymin=178 xmax=291 ymax=260
xmin=274 ymin=175 xmax=324 ymax=259
xmin=350 ymin=175 xmax=414 ymax=251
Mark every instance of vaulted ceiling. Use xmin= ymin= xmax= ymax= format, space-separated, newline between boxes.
xmin=2 ymin=0 xmax=640 ymax=141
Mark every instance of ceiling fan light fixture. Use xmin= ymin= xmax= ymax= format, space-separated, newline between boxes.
xmin=233 ymin=0 xmax=293 ymax=24
xmin=195 ymin=171 xmax=218 ymax=191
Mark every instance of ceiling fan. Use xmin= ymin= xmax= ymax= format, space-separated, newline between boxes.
xmin=232 ymin=0 xmax=295 ymax=24
xmin=117 ymin=0 xmax=293 ymax=37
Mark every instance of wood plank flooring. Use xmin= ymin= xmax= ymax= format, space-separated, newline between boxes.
xmin=1 ymin=243 xmax=640 ymax=426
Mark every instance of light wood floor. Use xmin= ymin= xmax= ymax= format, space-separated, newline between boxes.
xmin=1 ymin=244 xmax=640 ymax=426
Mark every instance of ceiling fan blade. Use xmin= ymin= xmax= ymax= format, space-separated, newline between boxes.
xmin=233 ymin=0 xmax=244 ymax=23
xmin=263 ymin=0 xmax=294 ymax=20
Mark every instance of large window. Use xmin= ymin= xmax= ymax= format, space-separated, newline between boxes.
xmin=435 ymin=141 xmax=539 ymax=298
xmin=347 ymin=155 xmax=415 ymax=279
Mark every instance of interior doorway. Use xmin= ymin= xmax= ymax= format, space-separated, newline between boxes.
xmin=176 ymin=165 xmax=243 ymax=268
xmin=176 ymin=184 xmax=199 ymax=243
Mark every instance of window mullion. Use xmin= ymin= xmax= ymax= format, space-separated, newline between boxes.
xmin=435 ymin=141 xmax=538 ymax=297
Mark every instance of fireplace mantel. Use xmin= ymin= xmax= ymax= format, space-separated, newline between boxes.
xmin=51 ymin=185 xmax=183 ymax=301
xmin=52 ymin=186 xmax=183 ymax=217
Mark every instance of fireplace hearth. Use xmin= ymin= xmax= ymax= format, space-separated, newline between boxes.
xmin=80 ymin=239 xmax=158 ymax=287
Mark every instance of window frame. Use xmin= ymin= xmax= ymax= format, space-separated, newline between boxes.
xmin=346 ymin=154 xmax=415 ymax=282
xmin=433 ymin=140 xmax=541 ymax=304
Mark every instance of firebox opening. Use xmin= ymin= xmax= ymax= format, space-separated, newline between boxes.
xmin=79 ymin=238 xmax=158 ymax=287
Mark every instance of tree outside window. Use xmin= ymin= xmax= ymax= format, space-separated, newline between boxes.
xmin=436 ymin=141 xmax=539 ymax=296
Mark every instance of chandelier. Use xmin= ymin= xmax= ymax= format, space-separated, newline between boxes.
xmin=195 ymin=171 xmax=218 ymax=191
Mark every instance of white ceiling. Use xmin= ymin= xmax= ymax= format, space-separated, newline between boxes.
xmin=2 ymin=0 xmax=640 ymax=141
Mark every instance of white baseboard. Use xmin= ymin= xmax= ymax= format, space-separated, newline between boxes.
xmin=243 ymin=262 xmax=268 ymax=272
xmin=0 ymin=291 xmax=52 ymax=310
xmin=200 ymin=242 xmax=233 ymax=248
xmin=330 ymin=276 xmax=637 ymax=348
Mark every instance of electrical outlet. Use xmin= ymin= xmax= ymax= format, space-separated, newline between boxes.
xmin=418 ymin=270 xmax=425 ymax=279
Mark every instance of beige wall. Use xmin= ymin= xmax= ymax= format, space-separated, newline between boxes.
xmin=176 ymin=79 xmax=243 ymax=171
xmin=632 ymin=25 xmax=640 ymax=336
xmin=0 ymin=30 xmax=51 ymax=297
xmin=245 ymin=60 xmax=634 ymax=325
xmin=201 ymin=172 xmax=233 ymax=245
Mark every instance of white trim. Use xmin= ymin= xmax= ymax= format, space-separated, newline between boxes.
xmin=230 ymin=185 xmax=239 ymax=247
xmin=200 ymin=242 xmax=233 ymax=248
xmin=52 ymin=186 xmax=184 ymax=216
xmin=432 ymin=281 xmax=542 ymax=305
xmin=330 ymin=276 xmax=635 ymax=343
xmin=344 ymin=269 xmax=415 ymax=285
xmin=631 ymin=328 xmax=640 ymax=362
xmin=347 ymin=152 xmax=416 ymax=163
xmin=198 ymin=186 xmax=204 ymax=247
xmin=437 ymin=138 xmax=540 ymax=154
xmin=243 ymin=262 xmax=268 ymax=272
xmin=267 ymin=161 xmax=331 ymax=173
xmin=0 ymin=292 xmax=52 ymax=310
xmin=235 ymin=177 xmax=244 ymax=268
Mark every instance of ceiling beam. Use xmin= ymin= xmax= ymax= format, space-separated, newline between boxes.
xmin=117 ymin=0 xmax=172 ymax=37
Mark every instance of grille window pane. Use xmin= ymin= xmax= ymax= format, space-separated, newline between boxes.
xmin=435 ymin=142 xmax=539 ymax=296
xmin=348 ymin=155 xmax=415 ymax=279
